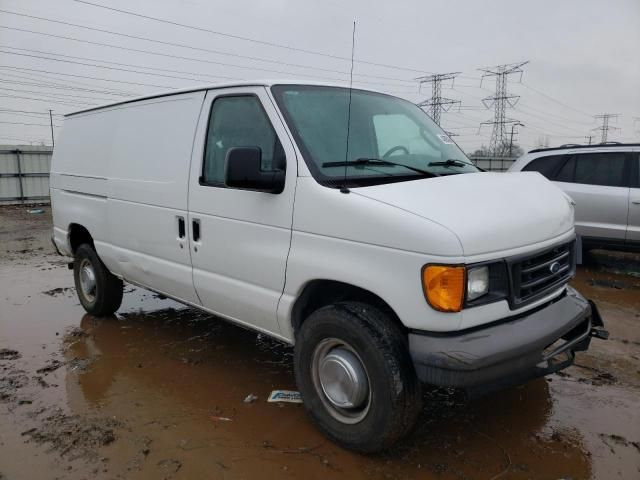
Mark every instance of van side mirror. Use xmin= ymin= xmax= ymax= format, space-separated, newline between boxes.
xmin=224 ymin=147 xmax=285 ymax=194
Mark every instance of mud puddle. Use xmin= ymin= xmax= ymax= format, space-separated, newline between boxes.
xmin=1 ymin=205 xmax=639 ymax=479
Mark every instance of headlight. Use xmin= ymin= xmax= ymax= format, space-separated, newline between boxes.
xmin=421 ymin=265 xmax=465 ymax=312
xmin=422 ymin=262 xmax=506 ymax=312
xmin=467 ymin=266 xmax=489 ymax=301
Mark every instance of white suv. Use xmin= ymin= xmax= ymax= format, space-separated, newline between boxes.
xmin=509 ymin=144 xmax=640 ymax=252
xmin=50 ymin=81 xmax=607 ymax=452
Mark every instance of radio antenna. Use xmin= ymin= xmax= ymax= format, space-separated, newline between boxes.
xmin=340 ymin=21 xmax=356 ymax=194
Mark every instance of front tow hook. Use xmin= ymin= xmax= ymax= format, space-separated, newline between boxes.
xmin=590 ymin=327 xmax=609 ymax=340
xmin=587 ymin=299 xmax=609 ymax=340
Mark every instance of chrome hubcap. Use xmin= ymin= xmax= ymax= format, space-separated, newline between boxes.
xmin=79 ymin=259 xmax=96 ymax=302
xmin=312 ymin=338 xmax=371 ymax=424
xmin=319 ymin=348 xmax=368 ymax=408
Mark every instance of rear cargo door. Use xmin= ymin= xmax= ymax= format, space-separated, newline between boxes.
xmin=187 ymin=86 xmax=297 ymax=337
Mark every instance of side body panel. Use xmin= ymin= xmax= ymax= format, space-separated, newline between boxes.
xmin=187 ymin=87 xmax=297 ymax=339
xmin=51 ymin=106 xmax=113 ymax=257
xmin=51 ymin=92 xmax=206 ymax=305
xmin=556 ymin=180 xmax=629 ymax=240
xmin=278 ymin=177 xmax=575 ymax=340
xmin=510 ymin=148 xmax=633 ymax=242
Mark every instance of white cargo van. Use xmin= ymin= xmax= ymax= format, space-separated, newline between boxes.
xmin=51 ymin=81 xmax=607 ymax=452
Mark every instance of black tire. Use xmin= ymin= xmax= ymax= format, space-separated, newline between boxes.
xmin=294 ymin=301 xmax=422 ymax=453
xmin=73 ymin=243 xmax=123 ymax=316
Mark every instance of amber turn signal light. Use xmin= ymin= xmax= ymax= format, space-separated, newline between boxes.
xmin=422 ymin=265 xmax=465 ymax=312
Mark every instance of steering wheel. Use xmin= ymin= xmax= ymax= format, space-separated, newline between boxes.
xmin=382 ymin=145 xmax=409 ymax=159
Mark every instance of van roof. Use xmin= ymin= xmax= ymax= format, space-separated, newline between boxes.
xmin=65 ymin=80 xmax=370 ymax=117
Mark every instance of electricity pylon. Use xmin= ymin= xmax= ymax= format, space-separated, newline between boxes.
xmin=593 ymin=114 xmax=620 ymax=143
xmin=479 ymin=61 xmax=528 ymax=155
xmin=416 ymin=72 xmax=461 ymax=126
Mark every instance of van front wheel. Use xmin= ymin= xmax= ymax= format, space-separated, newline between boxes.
xmin=73 ymin=244 xmax=123 ymax=316
xmin=294 ymin=301 xmax=421 ymax=452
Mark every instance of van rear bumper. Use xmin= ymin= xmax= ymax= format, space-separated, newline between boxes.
xmin=408 ymin=286 xmax=607 ymax=395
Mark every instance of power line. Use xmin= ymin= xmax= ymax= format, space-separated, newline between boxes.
xmin=0 ymin=48 xmax=215 ymax=84
xmin=440 ymin=115 xmax=479 ymax=128
xmin=0 ymin=68 xmax=136 ymax=96
xmin=0 ymin=8 xmax=417 ymax=85
xmin=0 ymin=69 xmax=136 ymax=96
xmin=450 ymin=86 xmax=491 ymax=103
xmin=450 ymin=93 xmax=567 ymax=150
xmin=0 ymin=93 xmax=94 ymax=107
xmin=512 ymin=106 xmax=586 ymax=135
xmin=516 ymin=101 xmax=593 ymax=126
xmin=0 ymin=77 xmax=130 ymax=97
xmin=0 ymin=108 xmax=63 ymax=116
xmin=448 ymin=81 xmax=589 ymax=139
xmin=0 ymin=85 xmax=116 ymax=102
xmin=0 ymin=43 xmax=238 ymax=86
xmin=0 ymin=120 xmax=61 ymax=127
xmin=451 ymin=83 xmax=494 ymax=94
xmin=0 ymin=65 xmax=173 ymax=90
xmin=479 ymin=61 xmax=528 ymax=155
xmin=518 ymin=122 xmax=585 ymax=139
xmin=0 ymin=28 xmax=242 ymax=80
xmin=70 ymin=0 xmax=431 ymax=74
xmin=416 ymin=72 xmax=461 ymax=126
xmin=0 ymin=25 xmax=417 ymax=88
xmin=0 ymin=111 xmax=62 ymax=121
xmin=0 ymin=135 xmax=51 ymax=144
xmin=0 ymin=111 xmax=51 ymax=120
xmin=0 ymin=45 xmax=417 ymax=97
xmin=519 ymin=82 xmax=592 ymax=118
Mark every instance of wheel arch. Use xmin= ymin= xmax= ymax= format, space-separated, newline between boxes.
xmin=68 ymin=223 xmax=94 ymax=253
xmin=290 ymin=279 xmax=406 ymax=339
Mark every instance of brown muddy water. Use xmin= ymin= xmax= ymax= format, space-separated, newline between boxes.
xmin=1 ymin=205 xmax=639 ymax=479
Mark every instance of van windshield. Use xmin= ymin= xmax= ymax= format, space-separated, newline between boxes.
xmin=271 ymin=84 xmax=479 ymax=187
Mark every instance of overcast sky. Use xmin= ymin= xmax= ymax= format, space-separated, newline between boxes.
xmin=1 ymin=0 xmax=639 ymax=152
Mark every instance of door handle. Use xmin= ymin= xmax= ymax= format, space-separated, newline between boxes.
xmin=192 ymin=219 xmax=201 ymax=242
xmin=632 ymin=200 xmax=640 ymax=205
xmin=177 ymin=216 xmax=185 ymax=239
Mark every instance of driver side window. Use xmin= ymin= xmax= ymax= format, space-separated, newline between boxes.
xmin=202 ymin=95 xmax=285 ymax=186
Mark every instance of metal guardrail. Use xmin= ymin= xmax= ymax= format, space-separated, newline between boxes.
xmin=0 ymin=147 xmax=53 ymax=204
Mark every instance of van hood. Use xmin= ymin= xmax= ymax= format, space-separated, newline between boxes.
xmin=352 ymin=172 xmax=574 ymax=257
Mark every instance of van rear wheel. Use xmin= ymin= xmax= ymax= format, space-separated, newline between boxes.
xmin=73 ymin=244 xmax=123 ymax=316
xmin=294 ymin=301 xmax=421 ymax=452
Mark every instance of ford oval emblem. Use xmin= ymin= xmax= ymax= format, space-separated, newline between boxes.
xmin=549 ymin=261 xmax=561 ymax=274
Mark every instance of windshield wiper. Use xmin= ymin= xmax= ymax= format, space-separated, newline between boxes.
xmin=322 ymin=158 xmax=438 ymax=177
xmin=428 ymin=158 xmax=485 ymax=171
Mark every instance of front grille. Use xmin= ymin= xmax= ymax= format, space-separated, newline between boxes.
xmin=509 ymin=241 xmax=575 ymax=308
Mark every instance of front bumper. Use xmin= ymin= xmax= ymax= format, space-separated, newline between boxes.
xmin=409 ymin=286 xmax=607 ymax=395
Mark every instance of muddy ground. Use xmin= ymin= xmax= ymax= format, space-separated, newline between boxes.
xmin=1 ymin=205 xmax=639 ymax=480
